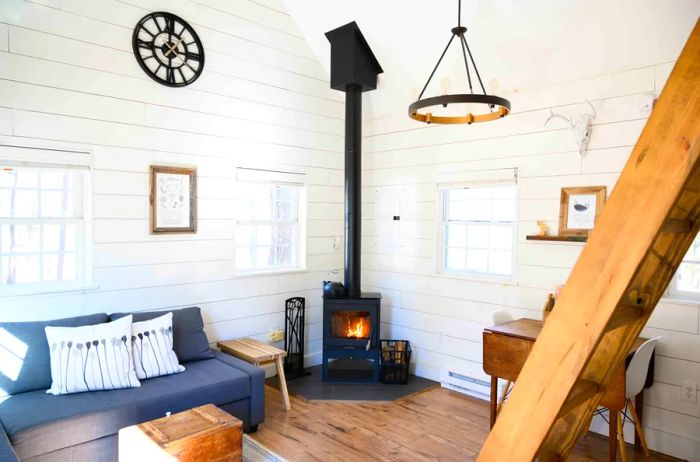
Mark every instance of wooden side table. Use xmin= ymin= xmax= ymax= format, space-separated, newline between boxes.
xmin=217 ymin=338 xmax=291 ymax=411
xmin=118 ymin=404 xmax=242 ymax=461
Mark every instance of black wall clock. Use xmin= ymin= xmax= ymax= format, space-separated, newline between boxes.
xmin=132 ymin=12 xmax=205 ymax=87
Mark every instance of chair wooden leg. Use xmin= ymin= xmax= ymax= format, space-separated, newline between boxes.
xmin=496 ymin=380 xmax=512 ymax=414
xmin=627 ymin=399 xmax=650 ymax=457
xmin=617 ymin=411 xmax=628 ymax=462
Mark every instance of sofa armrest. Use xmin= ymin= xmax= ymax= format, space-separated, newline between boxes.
xmin=214 ymin=352 xmax=265 ymax=426
xmin=0 ymin=420 xmax=20 ymax=462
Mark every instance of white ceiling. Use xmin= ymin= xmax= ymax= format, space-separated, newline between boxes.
xmin=283 ymin=0 xmax=700 ymax=119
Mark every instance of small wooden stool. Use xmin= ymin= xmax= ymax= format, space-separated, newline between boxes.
xmin=217 ymin=338 xmax=291 ymax=411
xmin=118 ymin=404 xmax=242 ymax=461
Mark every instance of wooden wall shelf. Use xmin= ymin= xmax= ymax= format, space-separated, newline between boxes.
xmin=526 ymin=235 xmax=588 ymax=243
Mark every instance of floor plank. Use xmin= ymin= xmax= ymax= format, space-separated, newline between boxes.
xmin=252 ymin=385 xmax=682 ymax=462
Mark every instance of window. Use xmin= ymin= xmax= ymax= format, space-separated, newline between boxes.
xmin=438 ymin=177 xmax=517 ymax=277
xmin=235 ymin=169 xmax=306 ymax=273
xmin=667 ymin=233 xmax=700 ymax=300
xmin=0 ymin=161 xmax=91 ymax=294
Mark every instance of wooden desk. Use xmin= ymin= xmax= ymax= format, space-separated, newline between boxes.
xmin=483 ymin=319 xmax=651 ymax=461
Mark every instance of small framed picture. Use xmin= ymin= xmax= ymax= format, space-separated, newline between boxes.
xmin=559 ymin=186 xmax=606 ymax=236
xmin=150 ymin=165 xmax=197 ymax=234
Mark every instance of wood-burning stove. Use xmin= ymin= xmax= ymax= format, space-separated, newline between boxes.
xmin=323 ymin=22 xmax=383 ymax=382
xmin=322 ymin=293 xmax=381 ymax=382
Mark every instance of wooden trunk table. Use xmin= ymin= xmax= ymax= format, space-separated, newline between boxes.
xmin=118 ymin=404 xmax=242 ymax=462
xmin=217 ymin=337 xmax=291 ymax=411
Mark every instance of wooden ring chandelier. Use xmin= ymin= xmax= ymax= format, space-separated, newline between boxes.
xmin=408 ymin=0 xmax=511 ymax=125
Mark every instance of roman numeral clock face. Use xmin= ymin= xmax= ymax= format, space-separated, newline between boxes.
xmin=132 ymin=12 xmax=204 ymax=87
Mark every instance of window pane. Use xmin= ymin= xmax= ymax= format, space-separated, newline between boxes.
xmin=43 ymin=253 xmax=77 ymax=282
xmin=274 ymin=246 xmax=293 ymax=266
xmin=235 ymin=226 xmax=256 ymax=247
xmin=446 ymin=248 xmax=466 ymax=271
xmin=466 ymin=249 xmax=489 ymax=272
xmin=41 ymin=191 xmax=74 ymax=217
xmin=235 ymin=247 xmax=253 ymax=269
xmin=490 ymin=226 xmax=512 ymax=250
xmin=446 ymin=225 xmax=465 ymax=247
xmin=0 ymin=190 xmax=39 ymax=217
xmin=676 ymin=262 xmax=700 ymax=293
xmin=255 ymin=247 xmax=271 ymax=269
xmin=256 ymin=225 xmax=272 ymax=246
xmin=492 ymin=199 xmax=515 ymax=222
xmin=15 ymin=170 xmax=39 ymax=189
xmin=43 ymin=224 xmax=77 ymax=253
xmin=467 ymin=225 xmax=488 ymax=249
xmin=492 ymin=186 xmax=515 ymax=199
xmin=2 ymin=255 xmax=41 ymax=284
xmin=686 ymin=235 xmax=700 ymax=261
xmin=40 ymin=171 xmax=72 ymax=190
xmin=1 ymin=224 xmax=40 ymax=253
xmin=468 ymin=187 xmax=491 ymax=200
xmin=468 ymin=199 xmax=491 ymax=221
xmin=489 ymin=251 xmax=512 ymax=275
xmin=447 ymin=199 xmax=468 ymax=221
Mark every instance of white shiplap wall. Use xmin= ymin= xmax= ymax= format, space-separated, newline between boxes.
xmin=362 ymin=62 xmax=700 ymax=460
xmin=0 ymin=0 xmax=344 ymax=365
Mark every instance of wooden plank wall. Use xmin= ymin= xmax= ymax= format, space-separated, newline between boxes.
xmin=0 ymin=0 xmax=344 ymax=368
xmin=361 ymin=54 xmax=700 ymax=462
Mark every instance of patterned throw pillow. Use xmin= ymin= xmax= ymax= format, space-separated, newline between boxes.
xmin=131 ymin=313 xmax=185 ymax=380
xmin=44 ymin=316 xmax=140 ymax=395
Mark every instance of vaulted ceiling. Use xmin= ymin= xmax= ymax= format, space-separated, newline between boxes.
xmin=283 ymin=0 xmax=700 ymax=119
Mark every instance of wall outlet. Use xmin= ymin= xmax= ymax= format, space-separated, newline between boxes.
xmin=270 ymin=330 xmax=285 ymax=342
xmin=681 ymin=381 xmax=698 ymax=403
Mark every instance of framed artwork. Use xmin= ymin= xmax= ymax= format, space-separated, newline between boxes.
xmin=559 ymin=186 xmax=606 ymax=236
xmin=149 ymin=165 xmax=197 ymax=234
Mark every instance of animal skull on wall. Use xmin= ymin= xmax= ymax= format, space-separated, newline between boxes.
xmin=545 ymin=100 xmax=597 ymax=157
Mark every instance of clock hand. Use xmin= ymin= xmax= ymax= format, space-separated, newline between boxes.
xmin=164 ymin=37 xmax=183 ymax=58
xmin=173 ymin=54 xmax=196 ymax=73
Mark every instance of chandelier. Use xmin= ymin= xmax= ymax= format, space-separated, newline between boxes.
xmin=408 ymin=0 xmax=511 ymax=125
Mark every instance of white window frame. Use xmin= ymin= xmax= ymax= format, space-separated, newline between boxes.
xmin=0 ymin=144 xmax=93 ymax=296
xmin=234 ymin=168 xmax=307 ymax=275
xmin=666 ymin=233 xmax=700 ymax=301
xmin=436 ymin=168 xmax=518 ymax=281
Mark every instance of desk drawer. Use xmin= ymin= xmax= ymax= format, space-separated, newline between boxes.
xmin=483 ymin=332 xmax=533 ymax=381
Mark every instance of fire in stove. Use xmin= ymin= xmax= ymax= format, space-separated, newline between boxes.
xmin=331 ymin=310 xmax=371 ymax=340
xmin=346 ymin=316 xmax=369 ymax=339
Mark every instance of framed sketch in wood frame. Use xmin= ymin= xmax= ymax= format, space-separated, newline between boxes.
xmin=559 ymin=186 xmax=606 ymax=236
xmin=149 ymin=165 xmax=197 ymax=234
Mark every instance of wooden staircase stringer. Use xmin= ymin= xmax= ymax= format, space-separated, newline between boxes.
xmin=477 ymin=19 xmax=700 ymax=462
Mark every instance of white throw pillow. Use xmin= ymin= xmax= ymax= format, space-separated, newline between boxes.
xmin=131 ymin=312 xmax=185 ymax=380
xmin=45 ymin=315 xmax=141 ymax=395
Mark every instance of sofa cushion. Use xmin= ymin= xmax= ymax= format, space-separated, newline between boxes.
xmin=110 ymin=307 xmax=215 ymax=362
xmin=0 ymin=356 xmax=252 ymax=460
xmin=0 ymin=313 xmax=109 ymax=396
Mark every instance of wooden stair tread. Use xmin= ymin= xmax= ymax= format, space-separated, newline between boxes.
xmin=478 ymin=19 xmax=700 ymax=461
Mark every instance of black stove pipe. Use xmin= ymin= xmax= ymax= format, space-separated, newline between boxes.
xmin=344 ymin=85 xmax=362 ymax=297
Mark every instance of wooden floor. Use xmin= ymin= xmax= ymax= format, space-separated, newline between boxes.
xmin=251 ymin=385 xmax=681 ymax=462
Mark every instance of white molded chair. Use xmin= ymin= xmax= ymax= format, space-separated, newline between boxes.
xmin=491 ymin=311 xmax=514 ymax=413
xmin=620 ymin=336 xmax=662 ymax=459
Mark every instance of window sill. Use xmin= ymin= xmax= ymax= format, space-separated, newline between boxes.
xmin=435 ymin=270 xmax=517 ymax=286
xmin=0 ymin=284 xmax=101 ymax=300
xmin=234 ymin=268 xmax=307 ymax=278
xmin=658 ymin=295 xmax=700 ymax=307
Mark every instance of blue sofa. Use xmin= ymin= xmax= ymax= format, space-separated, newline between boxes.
xmin=0 ymin=308 xmax=265 ymax=462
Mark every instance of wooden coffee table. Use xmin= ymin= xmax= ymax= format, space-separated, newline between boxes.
xmin=118 ymin=404 xmax=242 ymax=461
xmin=217 ymin=338 xmax=291 ymax=411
